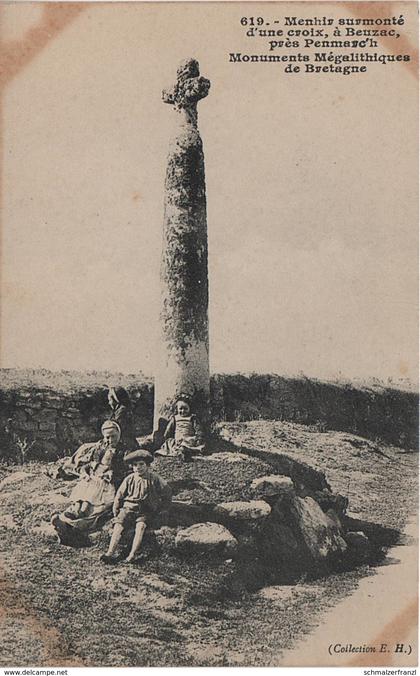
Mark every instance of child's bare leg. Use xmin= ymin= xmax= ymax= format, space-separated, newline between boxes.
xmin=105 ymin=523 xmax=124 ymax=558
xmin=125 ymin=521 xmax=146 ymax=562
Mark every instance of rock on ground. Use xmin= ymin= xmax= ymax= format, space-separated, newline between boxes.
xmin=290 ymin=496 xmax=347 ymax=562
xmin=250 ymin=475 xmax=294 ymax=498
xmin=175 ymin=522 xmax=238 ymax=554
xmin=214 ymin=500 xmax=271 ymax=520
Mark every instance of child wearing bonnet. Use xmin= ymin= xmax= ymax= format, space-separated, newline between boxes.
xmin=155 ymin=396 xmax=205 ymax=462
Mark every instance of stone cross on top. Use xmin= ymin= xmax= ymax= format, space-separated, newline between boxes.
xmin=155 ymin=57 xmax=211 ymax=431
xmin=162 ymin=58 xmax=210 ymax=126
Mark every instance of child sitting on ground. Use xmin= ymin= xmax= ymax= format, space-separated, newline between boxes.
xmin=100 ymin=449 xmax=172 ymax=564
xmin=155 ymin=397 xmax=205 ymax=461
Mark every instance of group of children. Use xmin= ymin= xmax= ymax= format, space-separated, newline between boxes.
xmin=63 ymin=396 xmax=204 ymax=564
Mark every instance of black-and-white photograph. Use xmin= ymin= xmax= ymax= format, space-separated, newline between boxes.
xmin=0 ymin=1 xmax=418 ymax=668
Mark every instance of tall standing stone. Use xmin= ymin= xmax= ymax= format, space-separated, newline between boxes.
xmin=154 ymin=59 xmax=210 ymax=432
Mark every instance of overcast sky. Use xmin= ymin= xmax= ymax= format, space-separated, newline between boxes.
xmin=1 ymin=2 xmax=418 ymax=384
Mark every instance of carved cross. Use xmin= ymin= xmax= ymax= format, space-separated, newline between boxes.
xmin=162 ymin=58 xmax=210 ymax=126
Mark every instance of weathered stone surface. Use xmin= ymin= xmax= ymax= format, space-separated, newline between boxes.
xmin=314 ymin=488 xmax=348 ymax=516
xmin=163 ymin=58 xmax=210 ymax=118
xmin=325 ymin=508 xmax=344 ymax=532
xmin=0 ymin=381 xmax=154 ymax=462
xmin=39 ymin=422 xmax=57 ymax=432
xmin=250 ymin=475 xmax=294 ymax=499
xmin=18 ymin=420 xmax=39 ymax=432
xmin=215 ymin=500 xmax=271 ymax=520
xmin=175 ymin=522 xmax=238 ymax=553
xmin=36 ymin=407 xmax=59 ymax=420
xmin=290 ymin=496 xmax=347 ymax=562
xmin=44 ymin=396 xmax=64 ymax=409
xmin=63 ymin=409 xmax=82 ymax=419
xmin=37 ymin=430 xmax=56 ymax=440
xmin=8 ymin=409 xmax=28 ymax=424
xmin=258 ymin=517 xmax=307 ymax=576
xmin=35 ymin=440 xmax=58 ymax=457
xmin=20 ymin=400 xmax=43 ymax=409
xmin=154 ymin=59 xmax=210 ymax=430
xmin=259 ymin=496 xmax=348 ymax=578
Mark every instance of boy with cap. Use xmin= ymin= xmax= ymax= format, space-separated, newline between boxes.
xmin=100 ymin=449 xmax=172 ymax=564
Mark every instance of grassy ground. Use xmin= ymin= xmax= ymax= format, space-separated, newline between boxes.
xmin=0 ymin=421 xmax=417 ymax=667
xmin=153 ymin=453 xmax=274 ymax=504
xmin=218 ymin=421 xmax=418 ymax=530
xmin=0 ymin=368 xmax=152 ymax=393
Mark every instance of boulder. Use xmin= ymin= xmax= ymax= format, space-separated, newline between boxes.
xmin=250 ymin=475 xmax=294 ymax=499
xmin=257 ymin=517 xmax=309 ymax=579
xmin=325 ymin=508 xmax=344 ymax=532
xmin=289 ymin=496 xmax=347 ymax=563
xmin=175 ymin=522 xmax=238 ymax=554
xmin=314 ymin=489 xmax=348 ymax=516
xmin=214 ymin=500 xmax=271 ymax=520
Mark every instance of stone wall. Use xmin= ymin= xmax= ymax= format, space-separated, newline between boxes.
xmin=0 ymin=384 xmax=153 ymax=462
xmin=0 ymin=369 xmax=417 ymax=462
xmin=210 ymin=374 xmax=418 ymax=449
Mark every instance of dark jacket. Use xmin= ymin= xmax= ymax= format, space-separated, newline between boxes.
xmin=110 ymin=404 xmax=138 ymax=453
